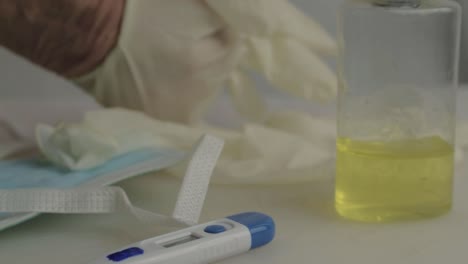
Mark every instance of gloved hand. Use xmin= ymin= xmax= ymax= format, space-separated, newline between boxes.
xmin=75 ymin=0 xmax=337 ymax=124
xmin=75 ymin=0 xmax=243 ymax=123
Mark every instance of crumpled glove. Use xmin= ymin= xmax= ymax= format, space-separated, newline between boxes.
xmin=36 ymin=108 xmax=337 ymax=184
xmin=75 ymin=0 xmax=337 ymax=123
xmin=75 ymin=0 xmax=243 ymax=123
xmin=206 ymin=0 xmax=337 ymax=122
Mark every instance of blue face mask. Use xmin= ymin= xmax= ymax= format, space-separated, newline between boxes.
xmin=0 ymin=149 xmax=183 ymax=190
xmin=0 ymin=135 xmax=223 ymax=231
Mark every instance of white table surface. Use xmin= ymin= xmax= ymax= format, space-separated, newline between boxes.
xmin=0 ymin=166 xmax=467 ymax=264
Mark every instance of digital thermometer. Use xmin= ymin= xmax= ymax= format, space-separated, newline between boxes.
xmin=90 ymin=212 xmax=275 ymax=264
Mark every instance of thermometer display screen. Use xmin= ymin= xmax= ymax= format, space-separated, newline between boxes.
xmin=162 ymin=234 xmax=201 ymax=248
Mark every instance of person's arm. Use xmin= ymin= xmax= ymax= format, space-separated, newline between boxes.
xmin=0 ymin=0 xmax=125 ymax=78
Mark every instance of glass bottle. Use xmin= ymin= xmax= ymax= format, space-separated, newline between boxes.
xmin=336 ymin=0 xmax=461 ymax=222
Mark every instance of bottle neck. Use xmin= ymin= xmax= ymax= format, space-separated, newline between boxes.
xmin=373 ymin=0 xmax=421 ymax=7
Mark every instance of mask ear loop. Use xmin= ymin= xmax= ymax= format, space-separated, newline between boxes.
xmin=172 ymin=135 xmax=224 ymax=225
xmin=0 ymin=135 xmax=224 ymax=229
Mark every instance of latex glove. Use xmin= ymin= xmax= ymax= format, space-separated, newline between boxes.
xmin=36 ymin=108 xmax=336 ymax=184
xmin=206 ymin=0 xmax=338 ymax=122
xmin=75 ymin=0 xmax=243 ymax=123
xmin=75 ymin=0 xmax=337 ymax=124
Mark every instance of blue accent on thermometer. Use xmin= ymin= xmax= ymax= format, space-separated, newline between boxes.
xmin=89 ymin=212 xmax=275 ymax=264
xmin=227 ymin=212 xmax=275 ymax=249
xmin=107 ymin=247 xmax=144 ymax=262
xmin=204 ymin=225 xmax=227 ymax=234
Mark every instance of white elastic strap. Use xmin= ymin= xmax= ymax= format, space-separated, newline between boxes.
xmin=0 ymin=187 xmax=180 ymax=226
xmin=172 ymin=135 xmax=224 ymax=225
xmin=0 ymin=135 xmax=224 ymax=226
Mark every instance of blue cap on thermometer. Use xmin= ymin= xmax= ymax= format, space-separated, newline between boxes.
xmin=227 ymin=212 xmax=275 ymax=249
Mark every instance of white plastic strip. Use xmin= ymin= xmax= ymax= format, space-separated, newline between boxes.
xmin=0 ymin=135 xmax=224 ymax=227
xmin=172 ymin=135 xmax=224 ymax=225
xmin=0 ymin=187 xmax=146 ymax=213
xmin=0 ymin=187 xmax=180 ymax=226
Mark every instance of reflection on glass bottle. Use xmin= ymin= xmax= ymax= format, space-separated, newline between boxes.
xmin=336 ymin=0 xmax=461 ymax=222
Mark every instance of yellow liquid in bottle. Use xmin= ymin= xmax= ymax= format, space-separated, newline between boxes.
xmin=335 ymin=136 xmax=454 ymax=222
